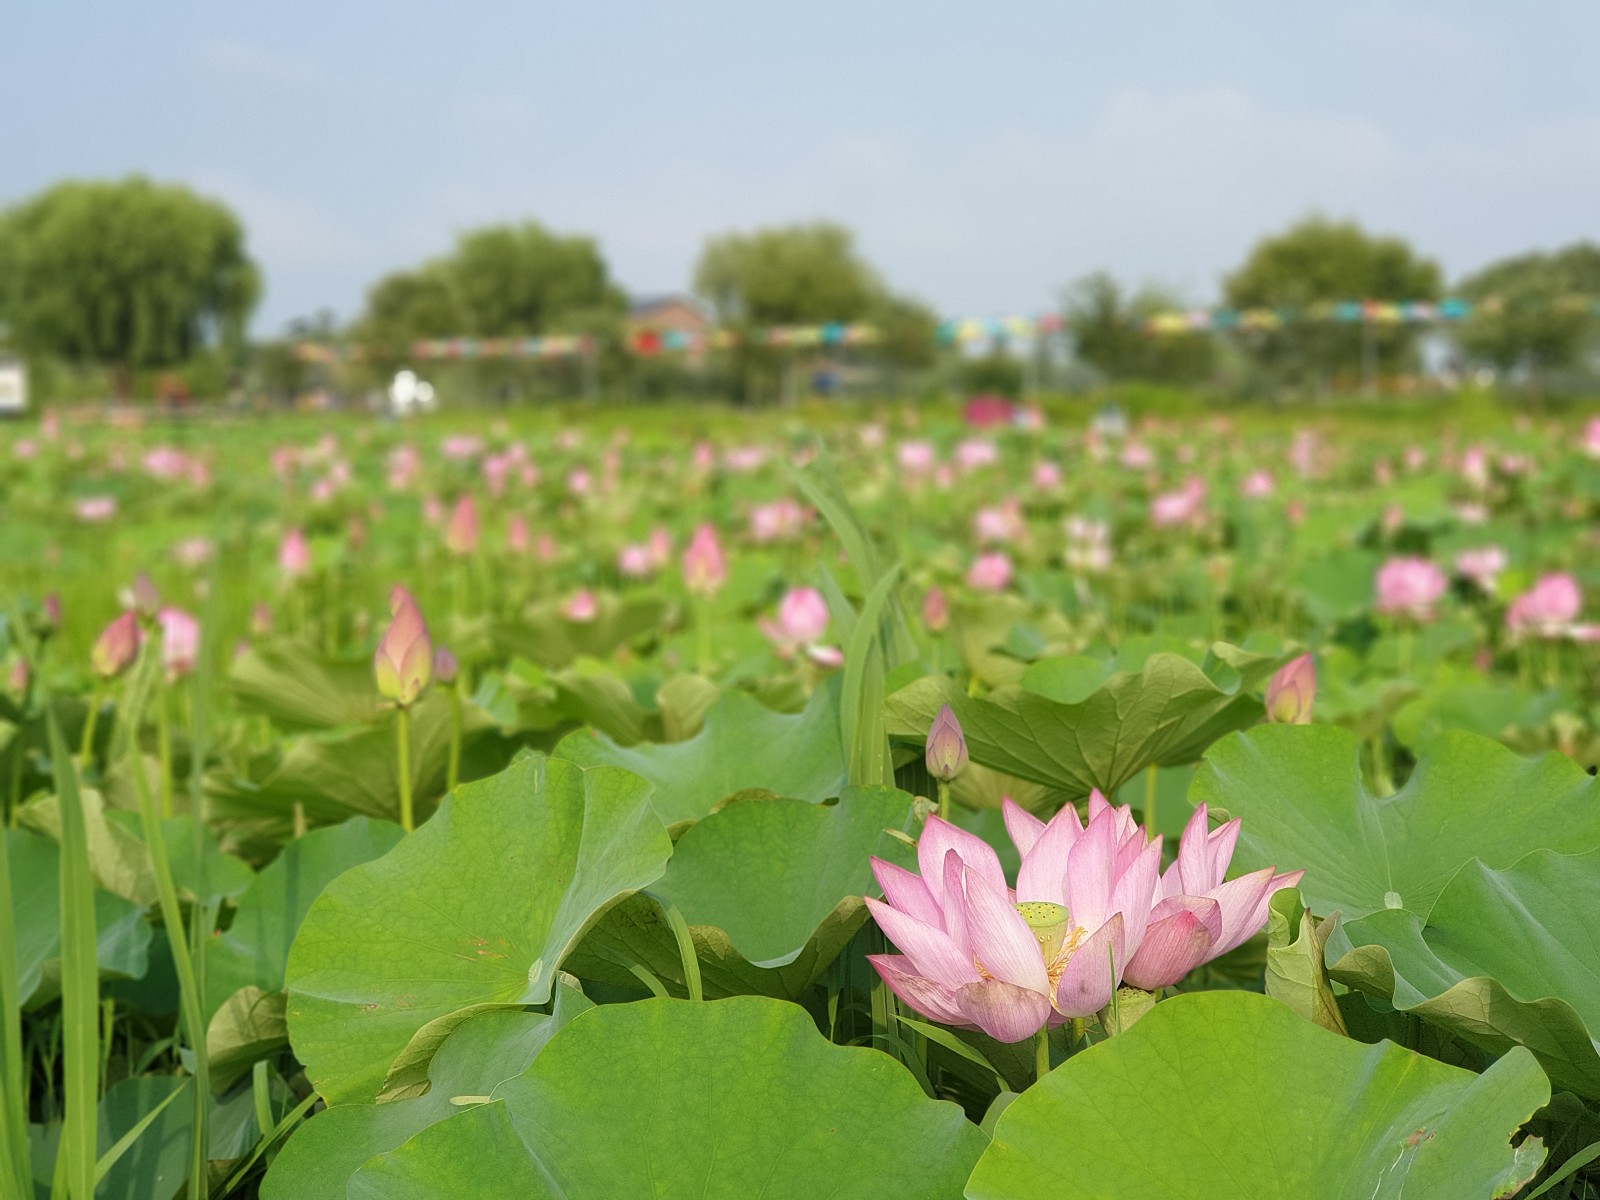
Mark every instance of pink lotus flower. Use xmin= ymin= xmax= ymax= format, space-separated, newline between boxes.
xmin=432 ymin=646 xmax=459 ymax=684
xmin=865 ymin=796 xmax=1300 ymax=1042
xmin=966 ymin=552 xmax=1013 ymax=592
xmin=75 ymin=496 xmax=116 ymax=523
xmin=279 ymin=529 xmax=311 ymax=578
xmin=1375 ymin=557 xmax=1447 ymax=620
xmin=157 ymin=607 xmax=199 ymax=682
xmin=1507 ymin=573 xmax=1596 ymax=641
xmin=1454 ymin=546 xmax=1506 ymax=593
xmin=924 ymin=704 xmax=967 ymax=780
xmin=922 ymin=586 xmax=949 ymax=633
xmin=1238 ymin=469 xmax=1275 ymax=499
xmin=1032 ymin=461 xmax=1062 ymax=490
xmin=91 ymin=612 xmax=142 ymax=679
xmin=1120 ymin=442 xmax=1154 ymax=470
xmin=973 ymin=500 xmax=1025 ymax=546
xmin=681 ymin=523 xmax=727 ymax=598
xmin=374 ymin=588 xmax=432 ymax=706
xmin=1150 ymin=478 xmax=1206 ymax=528
xmin=749 ymin=498 xmax=809 ymax=544
xmin=955 ymin=439 xmax=998 ymax=472
xmin=897 ymin=441 xmax=936 ymax=475
xmin=440 ymin=435 xmax=482 ymax=461
xmin=445 ymin=495 xmax=479 ymax=556
xmin=562 ymin=589 xmax=598 ymax=622
xmin=1265 ymin=654 xmax=1314 ymax=724
xmin=617 ymin=543 xmax=655 ymax=578
xmin=760 ymin=587 xmax=842 ymax=666
xmin=1584 ymin=417 xmax=1600 ymax=460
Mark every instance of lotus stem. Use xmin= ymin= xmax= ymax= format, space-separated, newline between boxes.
xmin=1034 ymin=1026 xmax=1050 ymax=1084
xmin=396 ymin=703 xmax=415 ymax=832
xmin=446 ymin=684 xmax=462 ymax=793
xmin=77 ymin=686 xmax=102 ymax=768
xmin=1144 ymin=763 xmax=1158 ymax=838
xmin=156 ymin=687 xmax=174 ymax=819
xmin=936 ymin=779 xmax=950 ymax=823
xmin=695 ymin=600 xmax=712 ymax=677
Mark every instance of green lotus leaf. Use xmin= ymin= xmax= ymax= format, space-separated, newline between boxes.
xmin=1330 ymin=848 xmax=1600 ymax=1097
xmin=347 ymin=996 xmax=984 ymax=1200
xmin=885 ymin=642 xmax=1280 ymax=797
xmin=966 ymin=991 xmax=1547 ymax=1200
xmin=489 ymin=594 xmax=668 ymax=670
xmin=1191 ymin=725 xmax=1600 ymax=919
xmin=555 ymin=684 xmax=847 ymax=825
xmin=261 ymin=980 xmax=592 ymax=1200
xmin=284 ymin=756 xmax=671 ymax=1104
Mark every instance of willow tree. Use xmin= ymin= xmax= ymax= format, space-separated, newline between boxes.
xmin=0 ymin=177 xmax=259 ymax=396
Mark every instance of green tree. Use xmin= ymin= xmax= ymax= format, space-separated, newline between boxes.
xmin=1224 ymin=216 xmax=1442 ymax=390
xmin=1455 ymin=243 xmax=1600 ymax=384
xmin=1064 ymin=272 xmax=1215 ymax=385
xmin=693 ymin=222 xmax=883 ymax=326
xmin=0 ymin=177 xmax=259 ymax=396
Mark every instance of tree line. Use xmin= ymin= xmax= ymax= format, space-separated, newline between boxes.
xmin=1 ymin=175 xmax=1598 ymax=403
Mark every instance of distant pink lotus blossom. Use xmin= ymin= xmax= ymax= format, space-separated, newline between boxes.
xmin=75 ymin=496 xmax=117 ymax=523
xmin=567 ymin=468 xmax=592 ymax=496
xmin=966 ymin=552 xmax=1013 ymax=592
xmin=1584 ymin=417 xmax=1600 ymax=460
xmin=1460 ymin=447 xmax=1489 ymax=490
xmin=1150 ymin=478 xmax=1206 ymax=528
xmin=617 ymin=543 xmax=654 ymax=578
xmin=922 ymin=586 xmax=949 ymax=633
xmin=897 ymin=441 xmax=936 ymax=474
xmin=1120 ymin=442 xmax=1154 ymax=470
xmin=388 ymin=445 xmax=421 ymax=490
xmin=1238 ymin=470 xmax=1275 ymax=499
xmin=1063 ymin=516 xmax=1111 ymax=574
xmin=973 ymin=500 xmax=1024 ymax=545
xmin=865 ymin=794 xmax=1300 ymax=1042
xmin=648 ymin=527 xmax=673 ymax=567
xmin=91 ymin=612 xmax=142 ymax=679
xmin=1375 ymin=557 xmax=1447 ymax=620
xmin=760 ymin=587 xmax=842 ymax=666
xmin=157 ymin=608 xmax=199 ymax=682
xmin=681 ymin=523 xmax=727 ymax=597
xmin=507 ymin=515 xmax=531 ymax=555
xmin=1454 ymin=547 xmax=1507 ymax=593
xmin=279 ymin=529 xmax=311 ymax=577
xmin=171 ymin=537 xmax=214 ymax=569
xmin=1265 ymin=654 xmax=1315 ymax=724
xmin=562 ymin=589 xmax=598 ymax=622
xmin=374 ymin=588 xmax=432 ymax=706
xmin=1506 ymin=573 xmax=1597 ymax=641
xmin=724 ymin=446 xmax=767 ymax=473
xmin=749 ymin=498 xmax=809 ymax=543
xmin=445 ymin=495 xmax=479 ymax=556
xmin=1032 ymin=461 xmax=1062 ymax=490
xmin=440 ymin=435 xmax=482 ymax=461
xmin=955 ymin=439 xmax=998 ymax=471
xmin=12 ymin=439 xmax=38 ymax=460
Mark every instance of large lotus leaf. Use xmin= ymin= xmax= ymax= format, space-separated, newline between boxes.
xmin=347 ymin=996 xmax=985 ymax=1200
xmin=650 ymin=788 xmax=916 ymax=968
xmin=966 ymin=990 xmax=1547 ymax=1200
xmin=261 ymin=981 xmax=592 ymax=1200
xmin=885 ymin=643 xmax=1279 ymax=797
xmin=1191 ymin=725 xmax=1600 ymax=919
xmin=489 ymin=594 xmax=668 ymax=670
xmin=230 ymin=641 xmax=381 ymax=729
xmin=1391 ymin=673 xmax=1568 ymax=753
xmin=1330 ymin=848 xmax=1600 ymax=1097
xmin=567 ymin=788 xmax=917 ymax=999
xmin=206 ymin=689 xmax=502 ymax=853
xmin=206 ymin=816 xmax=405 ymax=1021
xmin=1292 ymin=548 xmax=1384 ymax=625
xmin=284 ymin=756 xmax=671 ymax=1105
xmin=6 ymin=827 xmax=151 ymax=1007
xmin=555 ymin=684 xmax=847 ymax=824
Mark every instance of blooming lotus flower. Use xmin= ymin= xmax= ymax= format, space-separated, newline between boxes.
xmin=749 ymin=498 xmax=809 ymax=544
xmin=374 ymin=588 xmax=432 ymax=705
xmin=973 ymin=500 xmax=1024 ymax=546
xmin=966 ymin=551 xmax=1012 ymax=592
xmin=924 ymin=704 xmax=968 ymax=780
xmin=1375 ymin=556 xmax=1447 ymax=620
xmin=897 ymin=441 xmax=936 ymax=474
xmin=759 ymin=587 xmax=841 ymax=666
xmin=91 ymin=612 xmax=142 ymax=680
xmin=1238 ymin=469 xmax=1274 ymax=499
xmin=955 ymin=439 xmax=998 ymax=471
xmin=445 ymin=495 xmax=479 ymax=556
xmin=279 ymin=529 xmax=310 ymax=578
xmin=1265 ymin=654 xmax=1314 ymax=724
xmin=1507 ymin=573 xmax=1597 ymax=641
xmin=617 ymin=543 xmax=655 ymax=578
xmin=1454 ymin=546 xmax=1506 ymax=593
xmin=681 ymin=523 xmax=727 ymax=598
xmin=866 ymin=796 xmax=1301 ymax=1041
xmin=157 ymin=608 xmax=199 ymax=682
xmin=1032 ymin=461 xmax=1062 ymax=490
xmin=1150 ymin=478 xmax=1206 ymax=527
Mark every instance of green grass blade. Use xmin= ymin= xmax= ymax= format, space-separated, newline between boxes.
xmin=93 ymin=1080 xmax=188 ymax=1183
xmin=46 ymin=712 xmax=98 ymax=1200
xmin=841 ymin=565 xmax=901 ymax=787
xmin=0 ymin=815 xmax=33 ymax=1198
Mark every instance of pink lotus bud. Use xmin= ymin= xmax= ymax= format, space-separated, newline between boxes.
xmin=445 ymin=495 xmax=479 ymax=556
xmin=563 ymin=589 xmax=599 ymax=622
xmin=1265 ymin=654 xmax=1314 ymax=724
xmin=507 ymin=514 xmax=531 ymax=555
xmin=681 ymin=523 xmax=727 ymax=598
xmin=7 ymin=657 xmax=29 ymax=700
xmin=922 ymin=586 xmax=949 ymax=633
xmin=279 ymin=529 xmax=311 ymax=577
xmin=432 ymin=646 xmax=459 ymax=684
xmin=965 ymin=551 xmax=1012 ymax=592
xmin=91 ymin=612 xmax=142 ymax=680
xmin=775 ymin=587 xmax=829 ymax=645
xmin=250 ymin=603 xmax=273 ymax=637
xmin=131 ymin=573 xmax=161 ymax=622
xmin=925 ymin=703 xmax=968 ymax=781
xmin=1506 ymin=573 xmax=1585 ymax=640
xmin=374 ymin=589 xmax=433 ymax=705
xmin=40 ymin=594 xmax=62 ymax=634
xmin=157 ymin=607 xmax=199 ymax=682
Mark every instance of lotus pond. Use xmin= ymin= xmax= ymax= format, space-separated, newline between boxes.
xmin=2 ymin=399 xmax=1600 ymax=1198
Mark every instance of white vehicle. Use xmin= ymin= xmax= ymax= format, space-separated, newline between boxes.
xmin=0 ymin=356 xmax=26 ymax=415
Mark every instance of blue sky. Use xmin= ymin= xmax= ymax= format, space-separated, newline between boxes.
xmin=5 ymin=1 xmax=1597 ymax=332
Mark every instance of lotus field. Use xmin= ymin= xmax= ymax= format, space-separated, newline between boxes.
xmin=5 ymin=400 xmax=1600 ymax=1199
